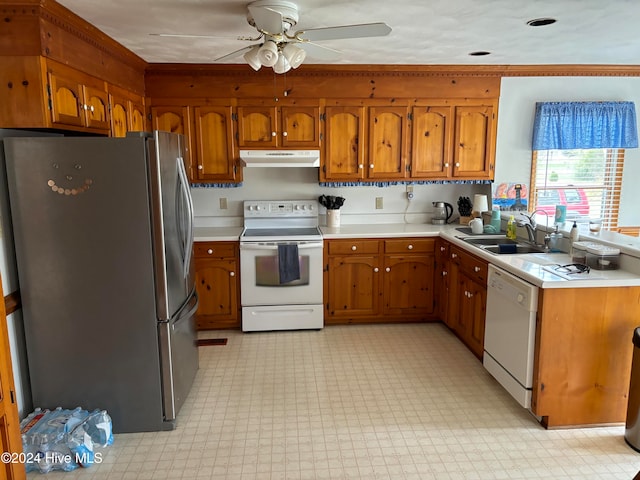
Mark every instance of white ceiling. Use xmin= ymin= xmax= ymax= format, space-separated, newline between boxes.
xmin=56 ymin=0 xmax=640 ymax=66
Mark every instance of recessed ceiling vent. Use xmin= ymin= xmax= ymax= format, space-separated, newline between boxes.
xmin=527 ymin=18 xmax=557 ymax=27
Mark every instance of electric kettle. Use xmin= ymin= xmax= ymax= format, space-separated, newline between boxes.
xmin=432 ymin=201 xmax=454 ymax=225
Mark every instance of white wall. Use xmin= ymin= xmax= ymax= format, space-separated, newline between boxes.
xmin=192 ymin=167 xmax=491 ymax=225
xmin=494 ymin=76 xmax=640 ymax=226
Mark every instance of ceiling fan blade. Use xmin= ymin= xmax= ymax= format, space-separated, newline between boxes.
xmin=297 ymin=41 xmax=341 ymax=60
xmin=248 ymin=4 xmax=284 ymax=35
xmin=214 ymin=45 xmax=256 ymax=62
xmin=297 ymin=22 xmax=392 ymax=42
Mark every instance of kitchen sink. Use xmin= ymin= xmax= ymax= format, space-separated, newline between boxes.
xmin=463 ymin=237 xmax=517 ymax=246
xmin=483 ymin=244 xmax=547 ymax=254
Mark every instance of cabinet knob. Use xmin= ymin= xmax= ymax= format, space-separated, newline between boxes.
xmin=374 ymin=267 xmax=379 ymax=273
xmin=351 ymin=245 xmax=357 ymax=251
xmin=282 ymin=131 xmax=288 ymax=137
xmin=385 ymin=267 xmax=391 ymax=272
xmin=230 ymin=271 xmax=235 ymax=277
xmin=451 ymin=253 xmax=457 ymax=259
xmin=358 ymin=164 xmax=364 ymax=169
xmin=440 ymin=246 xmax=445 ymax=252
xmin=442 ymin=271 xmax=448 ymax=276
xmin=198 ymin=165 xmax=203 ymax=170
xmin=407 ymin=244 xmax=413 ymax=250
xmin=272 ymin=131 xmax=277 ymax=137
xmin=468 ymin=291 xmax=473 ymax=298
xmin=444 ymin=163 xmax=449 ymax=168
xmin=474 ymin=266 xmax=481 ymax=272
xmin=455 ymin=162 xmax=460 ymax=167
xmin=369 ymin=164 xmax=374 ymax=169
xmin=207 ymin=249 xmax=213 ymax=254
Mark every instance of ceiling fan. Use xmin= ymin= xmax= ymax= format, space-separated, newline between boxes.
xmin=152 ymin=0 xmax=392 ymax=73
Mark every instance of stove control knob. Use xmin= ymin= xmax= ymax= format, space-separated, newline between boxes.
xmin=295 ymin=205 xmax=301 ymax=210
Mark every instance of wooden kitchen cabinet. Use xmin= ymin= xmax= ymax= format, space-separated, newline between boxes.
xmin=109 ymin=85 xmax=145 ymax=137
xmin=48 ymin=68 xmax=111 ymax=132
xmin=321 ymin=105 xmax=367 ymax=181
xmin=434 ymin=238 xmax=452 ymax=325
xmin=447 ymin=245 xmax=488 ymax=358
xmin=151 ymin=104 xmax=195 ymax=178
xmin=409 ymin=105 xmax=452 ymax=179
xmin=193 ymin=106 xmax=241 ymax=183
xmin=408 ymin=101 xmax=496 ymax=180
xmin=367 ymin=106 xmax=409 ymax=180
xmin=531 ymin=285 xmax=640 ymax=428
xmin=236 ymin=104 xmax=320 ymax=148
xmin=321 ymin=103 xmax=409 ymax=182
xmin=194 ymin=242 xmax=240 ymax=329
xmin=451 ymin=104 xmax=495 ymax=180
xmin=325 ymin=238 xmax=436 ymax=324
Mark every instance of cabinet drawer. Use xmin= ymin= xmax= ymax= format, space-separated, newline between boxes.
xmin=194 ymin=242 xmax=237 ymax=258
xmin=384 ymin=238 xmax=435 ymax=254
xmin=328 ymin=239 xmax=380 ymax=255
xmin=450 ymin=246 xmax=488 ymax=283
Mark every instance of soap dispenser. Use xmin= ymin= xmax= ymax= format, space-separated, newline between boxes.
xmin=569 ymin=220 xmax=579 ymax=256
xmin=506 ymin=215 xmax=517 ymax=240
xmin=549 ymin=225 xmax=563 ymax=252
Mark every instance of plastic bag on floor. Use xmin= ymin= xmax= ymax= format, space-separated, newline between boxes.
xmin=20 ymin=407 xmax=113 ymax=473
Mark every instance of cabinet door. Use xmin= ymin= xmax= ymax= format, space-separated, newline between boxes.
xmin=237 ymin=106 xmax=278 ymax=147
xmin=280 ymin=106 xmax=320 ymax=147
xmin=130 ymin=101 xmax=146 ymax=132
xmin=459 ymin=274 xmax=486 ymax=358
xmin=327 ymin=255 xmax=380 ymax=319
xmin=195 ymin=257 xmax=239 ymax=329
xmin=193 ymin=106 xmax=237 ymax=182
xmin=151 ymin=106 xmax=193 ymax=178
xmin=368 ymin=106 xmax=408 ymax=179
xmin=109 ymin=94 xmax=129 ymax=138
xmin=322 ymin=106 xmax=366 ymax=181
xmin=452 ymin=105 xmax=494 ymax=179
xmin=383 ymin=254 xmax=435 ymax=316
xmin=410 ymin=105 xmax=452 ymax=178
xmin=434 ymin=240 xmax=451 ymax=324
xmin=83 ymin=85 xmax=110 ymax=131
xmin=48 ymin=72 xmax=84 ymax=127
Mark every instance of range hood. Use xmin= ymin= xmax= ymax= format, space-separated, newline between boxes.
xmin=239 ymin=149 xmax=320 ymax=167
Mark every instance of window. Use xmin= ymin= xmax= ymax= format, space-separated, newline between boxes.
xmin=530 ymin=148 xmax=624 ymax=229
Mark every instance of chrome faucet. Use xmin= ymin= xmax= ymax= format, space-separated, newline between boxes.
xmin=518 ymin=210 xmax=551 ymax=250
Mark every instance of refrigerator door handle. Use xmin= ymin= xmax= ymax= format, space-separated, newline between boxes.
xmin=176 ymin=156 xmax=194 ymax=279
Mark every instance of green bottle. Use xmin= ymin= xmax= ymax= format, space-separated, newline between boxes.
xmin=506 ymin=215 xmax=517 ymax=240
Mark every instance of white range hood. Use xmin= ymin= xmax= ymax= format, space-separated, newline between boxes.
xmin=239 ymin=149 xmax=320 ymax=168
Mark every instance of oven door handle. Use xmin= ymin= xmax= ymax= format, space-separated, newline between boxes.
xmin=240 ymin=242 xmax=323 ymax=250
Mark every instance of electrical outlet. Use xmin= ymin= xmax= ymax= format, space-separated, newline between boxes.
xmin=219 ymin=197 xmax=228 ymax=210
xmin=375 ymin=197 xmax=383 ymax=209
xmin=406 ymin=185 xmax=414 ymax=201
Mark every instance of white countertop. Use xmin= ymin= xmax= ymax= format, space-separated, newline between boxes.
xmin=194 ymin=226 xmax=243 ymax=242
xmin=194 ymin=222 xmax=640 ymax=289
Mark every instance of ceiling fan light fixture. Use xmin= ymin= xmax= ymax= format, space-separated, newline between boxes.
xmin=273 ymin=52 xmax=292 ymax=74
xmin=258 ymin=40 xmax=279 ymax=66
xmin=244 ymin=45 xmax=263 ymax=70
xmin=282 ymin=43 xmax=306 ymax=68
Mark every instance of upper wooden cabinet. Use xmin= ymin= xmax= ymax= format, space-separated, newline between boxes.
xmin=408 ymin=101 xmax=496 ymax=181
xmin=151 ymin=103 xmax=240 ymax=184
xmin=451 ymin=104 xmax=495 ymax=179
xmin=109 ymin=85 xmax=145 ymax=137
xmin=409 ymin=105 xmax=452 ymax=179
xmin=236 ymin=105 xmax=320 ymax=148
xmin=322 ymin=105 xmax=366 ymax=181
xmin=193 ymin=106 xmax=240 ymax=182
xmin=368 ymin=106 xmax=409 ymax=179
xmin=321 ymin=103 xmax=409 ymax=182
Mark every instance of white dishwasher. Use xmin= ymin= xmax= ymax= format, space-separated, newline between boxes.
xmin=483 ymin=264 xmax=539 ymax=408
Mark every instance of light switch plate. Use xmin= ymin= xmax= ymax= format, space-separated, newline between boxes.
xmin=220 ymin=197 xmax=228 ymax=209
xmin=375 ymin=197 xmax=383 ymax=209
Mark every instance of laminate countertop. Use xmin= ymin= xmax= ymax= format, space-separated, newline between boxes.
xmin=193 ymin=222 xmax=640 ymax=288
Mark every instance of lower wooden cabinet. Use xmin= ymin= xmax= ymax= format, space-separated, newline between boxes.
xmin=447 ymin=244 xmax=488 ymax=359
xmin=325 ymin=238 xmax=436 ymax=324
xmin=194 ymin=241 xmax=240 ymax=329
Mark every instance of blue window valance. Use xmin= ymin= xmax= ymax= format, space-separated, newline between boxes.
xmin=532 ymin=101 xmax=638 ymax=150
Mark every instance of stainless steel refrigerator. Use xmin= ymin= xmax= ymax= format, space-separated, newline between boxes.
xmin=2 ymin=131 xmax=198 ymax=433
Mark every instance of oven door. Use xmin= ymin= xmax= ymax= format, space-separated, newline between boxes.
xmin=240 ymin=241 xmax=323 ymax=306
